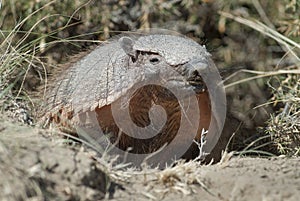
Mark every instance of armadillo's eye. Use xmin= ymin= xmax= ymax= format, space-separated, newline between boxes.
xmin=150 ymin=57 xmax=160 ymax=64
xmin=131 ymin=55 xmax=137 ymax=63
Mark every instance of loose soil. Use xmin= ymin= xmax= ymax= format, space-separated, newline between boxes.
xmin=0 ymin=115 xmax=299 ymax=201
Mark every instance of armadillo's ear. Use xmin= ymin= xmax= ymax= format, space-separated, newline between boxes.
xmin=119 ymin=37 xmax=137 ymax=61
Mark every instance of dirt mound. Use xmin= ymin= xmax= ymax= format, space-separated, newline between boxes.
xmin=0 ymin=116 xmax=110 ymax=201
xmin=1 ymin=115 xmax=299 ymax=201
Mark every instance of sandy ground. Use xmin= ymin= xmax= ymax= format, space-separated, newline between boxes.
xmin=0 ymin=116 xmax=299 ymax=201
xmin=111 ymin=157 xmax=300 ymax=201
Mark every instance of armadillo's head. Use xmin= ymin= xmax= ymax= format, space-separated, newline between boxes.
xmin=119 ymin=34 xmax=211 ymax=94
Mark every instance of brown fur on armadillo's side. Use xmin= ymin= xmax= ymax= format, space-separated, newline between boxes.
xmin=96 ymin=85 xmax=212 ymax=159
xmin=46 ymin=84 xmax=212 ymax=161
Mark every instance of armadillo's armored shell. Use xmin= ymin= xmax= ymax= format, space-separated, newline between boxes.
xmin=49 ymin=41 xmax=145 ymax=113
xmin=133 ymin=35 xmax=211 ymax=65
xmin=48 ymin=34 xmax=211 ymax=114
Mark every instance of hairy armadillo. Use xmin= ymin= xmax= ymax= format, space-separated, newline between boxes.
xmin=44 ymin=33 xmax=226 ymax=165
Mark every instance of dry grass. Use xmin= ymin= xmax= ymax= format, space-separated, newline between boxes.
xmin=0 ymin=1 xmax=57 ymax=116
xmin=267 ymin=74 xmax=300 ymax=156
xmin=220 ymin=8 xmax=300 ymax=156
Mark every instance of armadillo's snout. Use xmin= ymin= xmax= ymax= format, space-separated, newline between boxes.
xmin=185 ymin=60 xmax=208 ymax=93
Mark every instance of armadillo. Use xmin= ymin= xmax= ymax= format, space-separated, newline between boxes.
xmin=44 ymin=33 xmax=226 ymax=166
